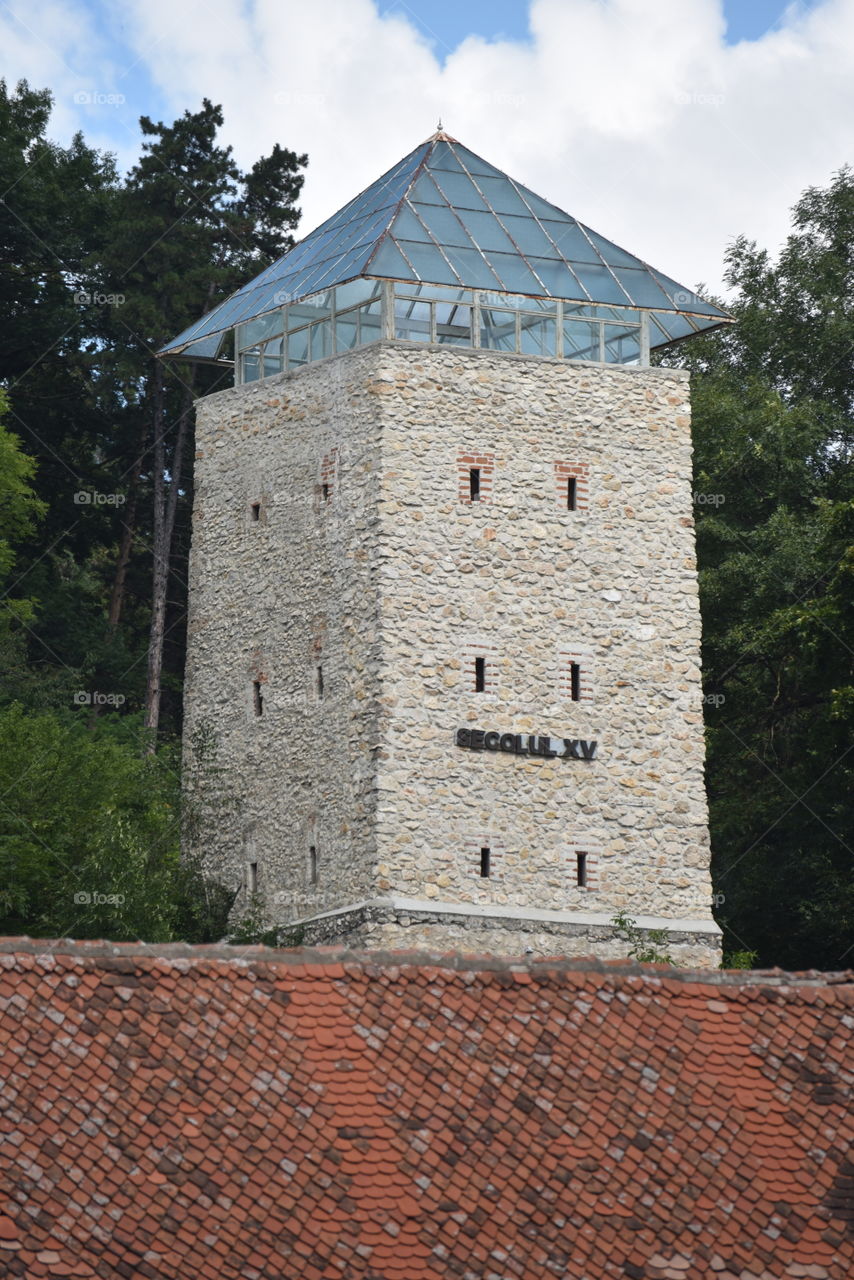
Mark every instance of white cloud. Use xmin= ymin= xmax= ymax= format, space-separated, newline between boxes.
xmin=3 ymin=0 xmax=854 ymax=295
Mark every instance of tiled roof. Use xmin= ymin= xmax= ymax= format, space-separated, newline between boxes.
xmin=1 ymin=940 xmax=852 ymax=1280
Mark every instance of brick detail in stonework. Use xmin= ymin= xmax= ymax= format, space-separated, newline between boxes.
xmin=464 ymin=835 xmax=505 ymax=881
xmin=557 ymin=647 xmax=593 ymax=702
xmin=566 ymin=844 xmax=601 ymax=892
xmin=318 ymin=448 xmax=338 ymax=504
xmin=458 ymin=452 xmax=495 ymax=503
xmin=462 ymin=638 xmax=500 ymax=696
xmin=554 ymin=460 xmax=590 ymax=511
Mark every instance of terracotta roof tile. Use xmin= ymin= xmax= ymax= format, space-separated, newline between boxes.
xmin=0 ymin=940 xmax=852 ymax=1278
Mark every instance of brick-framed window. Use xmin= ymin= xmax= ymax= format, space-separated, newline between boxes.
xmin=557 ymin=647 xmax=593 ymax=702
xmin=317 ymin=447 xmax=338 ymax=505
xmin=463 ymin=835 xmax=505 ymax=881
xmin=458 ymin=452 xmax=495 ymax=504
xmin=554 ymin=461 xmax=590 ymax=512
xmin=462 ymin=639 xmax=499 ymax=696
xmin=565 ymin=844 xmax=601 ymax=892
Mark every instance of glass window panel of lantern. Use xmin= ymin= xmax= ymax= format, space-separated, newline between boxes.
xmin=519 ymin=314 xmax=557 ymax=358
xmin=603 ymin=324 xmax=641 ymax=364
xmin=358 ymin=299 xmax=382 ymax=343
xmin=334 ymin=278 xmax=382 ymax=310
xmin=242 ymin=349 xmax=261 ymax=382
xmin=336 ymin=310 xmax=360 ymax=352
xmin=563 ymin=319 xmax=601 ymax=361
xmin=394 ymin=297 xmax=432 ymax=342
xmin=287 ymin=289 xmax=334 ymax=329
xmin=435 ymin=302 xmax=471 ymax=346
xmin=309 ymin=320 xmax=333 ymax=363
xmin=243 ymin=310 xmax=285 ymax=348
xmin=480 ymin=308 xmax=518 ymax=352
xmin=398 ymin=282 xmax=471 ymax=303
xmin=287 ymin=327 xmax=310 ymax=370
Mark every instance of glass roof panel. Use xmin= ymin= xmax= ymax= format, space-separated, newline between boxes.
xmin=497 ymin=213 xmax=558 ymax=257
xmin=411 ymin=201 xmax=476 ymax=249
xmin=539 ymin=221 xmax=602 ymax=264
xmin=460 ymin=208 xmax=516 ymax=253
xmin=453 ymin=144 xmax=507 ymax=180
xmin=393 ymin=239 xmax=458 ymax=284
xmin=647 ymin=268 xmax=724 ymax=317
xmin=442 ymin=245 xmax=503 ymax=290
xmin=408 ymin=171 xmax=446 ymax=206
xmin=482 ymin=252 xmax=548 ymax=297
xmin=471 ymin=175 xmax=534 ymax=217
xmin=389 ymin=205 xmax=431 ymax=242
xmin=568 ymin=262 xmax=631 ymax=306
xmin=514 ymin=186 xmax=569 ymax=221
xmin=526 ymin=257 xmax=587 ymax=300
xmin=160 ymin=132 xmax=731 ymax=358
xmin=429 ymin=170 xmax=489 ymax=211
xmin=582 ymin=227 xmax=648 ymax=270
xmin=428 ymin=140 xmax=466 ymax=173
xmin=611 ymin=267 xmax=678 ymax=310
xmin=367 ymin=236 xmax=418 ymax=280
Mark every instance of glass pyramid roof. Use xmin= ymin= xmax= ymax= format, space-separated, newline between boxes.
xmin=161 ymin=132 xmax=730 ymax=359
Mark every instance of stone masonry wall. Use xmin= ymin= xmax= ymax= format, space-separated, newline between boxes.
xmin=183 ymin=346 xmax=385 ymax=922
xmin=184 ymin=339 xmax=720 ymax=964
xmin=368 ymin=345 xmax=716 ymax=936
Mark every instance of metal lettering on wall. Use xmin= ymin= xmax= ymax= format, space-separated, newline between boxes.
xmin=455 ymin=728 xmax=597 ymax=761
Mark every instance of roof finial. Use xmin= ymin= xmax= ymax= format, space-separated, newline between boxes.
xmin=428 ymin=119 xmax=457 ymax=143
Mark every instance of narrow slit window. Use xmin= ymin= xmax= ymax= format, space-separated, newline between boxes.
xmin=309 ymin=845 xmax=318 ymax=885
xmin=480 ymin=847 xmax=491 ymax=878
xmin=566 ymin=477 xmax=577 ymax=511
xmin=247 ymin=862 xmax=258 ymax=894
xmin=321 ymin=482 xmax=330 ymax=501
xmin=250 ymin=501 xmax=261 ymax=522
xmin=317 ymin=665 xmax=324 ymax=698
xmin=570 ymin=662 xmax=581 ymax=702
xmin=253 ymin=680 xmax=264 ymax=717
xmin=474 ymin=656 xmax=486 ymax=692
xmin=469 ymin=468 xmax=481 ymax=501
xmin=576 ymin=852 xmax=587 ymax=887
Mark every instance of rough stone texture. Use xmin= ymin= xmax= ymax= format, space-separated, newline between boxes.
xmin=185 ymin=340 xmax=721 ymax=964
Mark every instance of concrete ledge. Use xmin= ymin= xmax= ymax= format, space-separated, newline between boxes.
xmin=278 ymin=897 xmax=722 ymax=949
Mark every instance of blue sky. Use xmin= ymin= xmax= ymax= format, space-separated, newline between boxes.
xmin=374 ymin=0 xmax=798 ymax=53
xmin=1 ymin=0 xmax=849 ymax=295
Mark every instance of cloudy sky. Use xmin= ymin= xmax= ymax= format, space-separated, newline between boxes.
xmin=2 ymin=0 xmax=852 ymax=296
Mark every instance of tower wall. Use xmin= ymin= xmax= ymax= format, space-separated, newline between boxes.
xmin=185 ymin=341 xmax=721 ymax=964
xmin=184 ymin=347 xmax=385 ymax=925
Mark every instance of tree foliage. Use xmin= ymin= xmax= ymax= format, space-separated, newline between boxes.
xmin=663 ymin=167 xmax=854 ymax=970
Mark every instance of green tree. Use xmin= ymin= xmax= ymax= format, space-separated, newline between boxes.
xmin=664 ymin=167 xmax=854 ymax=970
xmin=0 ymin=704 xmax=234 ymax=941
xmin=97 ymin=99 xmax=306 ymax=744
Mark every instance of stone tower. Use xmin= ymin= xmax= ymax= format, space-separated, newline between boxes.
xmin=164 ymin=131 xmax=729 ymax=965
